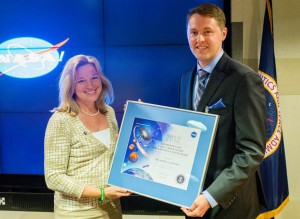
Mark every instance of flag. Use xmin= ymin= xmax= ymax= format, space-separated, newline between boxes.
xmin=257 ymin=0 xmax=289 ymax=218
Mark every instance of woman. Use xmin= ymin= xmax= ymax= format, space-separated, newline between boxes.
xmin=44 ymin=55 xmax=130 ymax=219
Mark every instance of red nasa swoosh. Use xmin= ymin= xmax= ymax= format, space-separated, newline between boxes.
xmin=31 ymin=38 xmax=69 ymax=56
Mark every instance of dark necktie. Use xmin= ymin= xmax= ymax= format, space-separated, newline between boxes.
xmin=195 ymin=69 xmax=209 ymax=109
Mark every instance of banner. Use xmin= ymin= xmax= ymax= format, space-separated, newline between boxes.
xmin=257 ymin=1 xmax=289 ymax=218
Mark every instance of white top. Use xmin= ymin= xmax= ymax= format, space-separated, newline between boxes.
xmin=93 ymin=128 xmax=111 ymax=148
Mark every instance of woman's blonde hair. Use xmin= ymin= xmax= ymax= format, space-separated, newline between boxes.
xmin=53 ymin=54 xmax=114 ymax=115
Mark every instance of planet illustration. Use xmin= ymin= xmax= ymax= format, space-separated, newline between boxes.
xmin=122 ymin=118 xmax=165 ymax=165
xmin=129 ymin=144 xmax=135 ymax=150
xmin=138 ymin=127 xmax=150 ymax=140
xmin=129 ymin=152 xmax=138 ymax=163
xmin=123 ymin=168 xmax=153 ymax=181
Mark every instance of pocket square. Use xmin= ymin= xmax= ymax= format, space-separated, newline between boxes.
xmin=208 ymin=98 xmax=226 ymax=110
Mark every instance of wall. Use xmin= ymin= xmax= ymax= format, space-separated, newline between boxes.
xmin=232 ymin=0 xmax=300 ymax=218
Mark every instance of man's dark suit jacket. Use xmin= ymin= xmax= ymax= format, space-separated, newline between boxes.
xmin=179 ymin=53 xmax=267 ymax=219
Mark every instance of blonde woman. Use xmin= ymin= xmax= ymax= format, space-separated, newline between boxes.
xmin=44 ymin=55 xmax=130 ymax=219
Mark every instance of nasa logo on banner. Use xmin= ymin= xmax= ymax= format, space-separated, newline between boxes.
xmin=258 ymin=70 xmax=282 ymax=158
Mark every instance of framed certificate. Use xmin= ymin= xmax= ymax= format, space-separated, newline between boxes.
xmin=108 ymin=101 xmax=219 ymax=208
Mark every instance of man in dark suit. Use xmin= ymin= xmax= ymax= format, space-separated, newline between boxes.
xmin=180 ymin=4 xmax=267 ymax=219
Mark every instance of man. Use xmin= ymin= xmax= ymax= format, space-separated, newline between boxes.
xmin=180 ymin=4 xmax=267 ymax=219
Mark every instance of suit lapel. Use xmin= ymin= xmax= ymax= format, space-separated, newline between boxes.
xmin=197 ymin=53 xmax=229 ymax=111
xmin=180 ymin=66 xmax=197 ymax=110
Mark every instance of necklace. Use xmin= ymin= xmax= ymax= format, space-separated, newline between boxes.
xmin=80 ymin=108 xmax=100 ymax=117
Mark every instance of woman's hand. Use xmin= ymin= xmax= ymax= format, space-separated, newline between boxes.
xmin=81 ymin=185 xmax=131 ymax=200
xmin=104 ymin=186 xmax=132 ymax=200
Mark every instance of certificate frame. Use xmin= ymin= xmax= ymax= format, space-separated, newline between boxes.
xmin=108 ymin=101 xmax=219 ymax=208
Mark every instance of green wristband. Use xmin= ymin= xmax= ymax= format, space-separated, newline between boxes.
xmin=99 ymin=187 xmax=105 ymax=203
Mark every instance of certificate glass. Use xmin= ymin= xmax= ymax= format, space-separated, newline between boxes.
xmin=108 ymin=101 xmax=219 ymax=208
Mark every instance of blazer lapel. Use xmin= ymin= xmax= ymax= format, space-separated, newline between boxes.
xmin=197 ymin=53 xmax=229 ymax=112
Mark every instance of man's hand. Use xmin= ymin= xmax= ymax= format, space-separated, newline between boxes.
xmin=181 ymin=194 xmax=211 ymax=217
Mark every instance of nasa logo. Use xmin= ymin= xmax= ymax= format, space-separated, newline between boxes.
xmin=191 ymin=131 xmax=197 ymax=138
xmin=0 ymin=37 xmax=69 ymax=78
